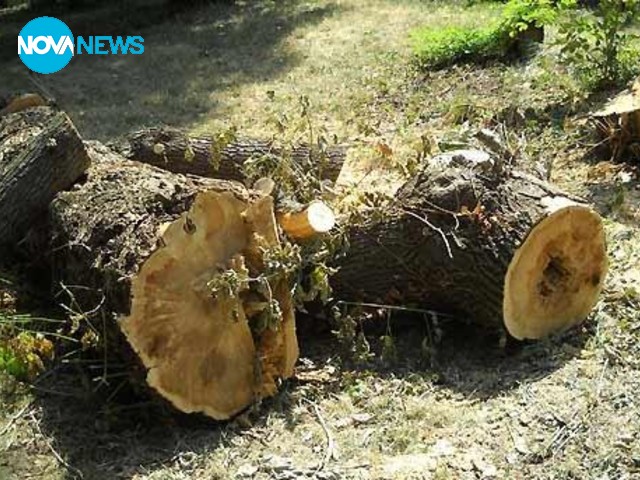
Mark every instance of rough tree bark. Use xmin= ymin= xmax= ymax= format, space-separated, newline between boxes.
xmin=0 ymin=107 xmax=90 ymax=250
xmin=43 ymin=134 xmax=608 ymax=418
xmin=333 ymin=156 xmax=608 ymax=340
xmin=115 ymin=127 xmax=347 ymax=183
xmin=49 ymin=142 xmax=298 ymax=420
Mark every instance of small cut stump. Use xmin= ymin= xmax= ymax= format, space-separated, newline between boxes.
xmin=591 ymin=77 xmax=640 ymax=163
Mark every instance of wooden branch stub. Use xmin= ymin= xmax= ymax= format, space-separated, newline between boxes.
xmin=278 ymin=201 xmax=336 ymax=240
xmin=117 ymin=127 xmax=347 ymax=182
xmin=252 ymin=177 xmax=275 ymax=196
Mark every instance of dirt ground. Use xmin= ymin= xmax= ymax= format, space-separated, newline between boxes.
xmin=1 ymin=1 xmax=640 ymax=479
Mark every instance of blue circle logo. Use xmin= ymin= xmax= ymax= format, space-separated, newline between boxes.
xmin=18 ymin=17 xmax=74 ymax=74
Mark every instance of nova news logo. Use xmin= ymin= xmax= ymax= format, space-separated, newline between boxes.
xmin=18 ymin=16 xmax=144 ymax=74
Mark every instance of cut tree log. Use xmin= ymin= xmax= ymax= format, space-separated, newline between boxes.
xmin=333 ymin=159 xmax=608 ymax=340
xmin=0 ymin=106 xmax=90 ymax=250
xmin=591 ymin=77 xmax=640 ymax=162
xmin=49 ymin=142 xmax=298 ymax=420
xmin=115 ymin=127 xmax=347 ymax=183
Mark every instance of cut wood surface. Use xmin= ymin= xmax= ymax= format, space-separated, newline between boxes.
xmin=116 ymin=127 xmax=347 ymax=182
xmin=278 ymin=201 xmax=336 ymax=240
xmin=333 ymin=157 xmax=608 ymax=340
xmin=49 ymin=142 xmax=298 ymax=420
xmin=0 ymin=106 xmax=90 ymax=250
xmin=592 ymin=77 xmax=640 ymax=162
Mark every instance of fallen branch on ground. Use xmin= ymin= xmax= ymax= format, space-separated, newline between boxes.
xmin=115 ymin=126 xmax=347 ymax=183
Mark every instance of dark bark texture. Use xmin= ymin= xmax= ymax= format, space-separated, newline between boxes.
xmin=332 ymin=161 xmax=580 ymax=329
xmin=115 ymin=127 xmax=347 ymax=183
xmin=512 ymin=26 xmax=544 ymax=57
xmin=47 ymin=143 xmax=288 ymax=418
xmin=0 ymin=107 xmax=90 ymax=251
xmin=49 ymin=141 xmax=250 ymax=315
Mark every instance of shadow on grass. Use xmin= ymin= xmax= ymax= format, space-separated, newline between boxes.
xmin=28 ymin=309 xmax=591 ymax=478
xmin=32 ymin=367 xmax=248 ymax=479
xmin=584 ymin=171 xmax=640 ymax=226
xmin=296 ymin=311 xmax=591 ymax=400
xmin=425 ymin=321 xmax=590 ymax=399
xmin=0 ymin=0 xmax=340 ymax=140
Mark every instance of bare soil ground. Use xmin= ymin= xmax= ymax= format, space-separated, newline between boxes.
xmin=1 ymin=1 xmax=640 ymax=479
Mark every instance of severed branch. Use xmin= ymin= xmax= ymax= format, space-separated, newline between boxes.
xmin=115 ymin=126 xmax=348 ymax=182
xmin=278 ymin=201 xmax=336 ymax=241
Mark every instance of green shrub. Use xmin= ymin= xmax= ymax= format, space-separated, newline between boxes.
xmin=0 ymin=345 xmax=28 ymax=378
xmin=411 ymin=26 xmax=503 ymax=68
xmin=556 ymin=0 xmax=640 ymax=89
xmin=411 ymin=0 xmax=559 ymax=69
xmin=500 ymin=0 xmax=558 ymax=34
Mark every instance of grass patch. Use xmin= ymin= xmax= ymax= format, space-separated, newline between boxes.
xmin=411 ymin=0 xmax=558 ymax=68
xmin=556 ymin=0 xmax=640 ymax=90
xmin=411 ymin=25 xmax=505 ymax=68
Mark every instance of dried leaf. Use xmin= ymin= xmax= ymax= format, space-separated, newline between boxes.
xmin=375 ymin=142 xmax=393 ymax=158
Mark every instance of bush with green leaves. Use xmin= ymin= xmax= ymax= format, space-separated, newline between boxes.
xmin=500 ymin=0 xmax=558 ymax=34
xmin=556 ymin=0 xmax=640 ymax=89
xmin=411 ymin=26 xmax=503 ymax=68
xmin=411 ymin=0 xmax=559 ymax=68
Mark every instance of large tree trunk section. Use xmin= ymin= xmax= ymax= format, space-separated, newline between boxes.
xmin=0 ymin=107 xmax=90 ymax=250
xmin=49 ymin=143 xmax=298 ymax=420
xmin=116 ymin=127 xmax=347 ymax=183
xmin=333 ymin=160 xmax=608 ymax=340
xmin=591 ymin=77 xmax=640 ymax=163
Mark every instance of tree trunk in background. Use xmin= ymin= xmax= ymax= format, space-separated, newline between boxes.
xmin=512 ymin=26 xmax=544 ymax=57
xmin=116 ymin=127 xmax=346 ymax=183
xmin=49 ymin=142 xmax=298 ymax=420
xmin=591 ymin=77 xmax=640 ymax=163
xmin=0 ymin=107 xmax=90 ymax=251
xmin=333 ymin=160 xmax=608 ymax=340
